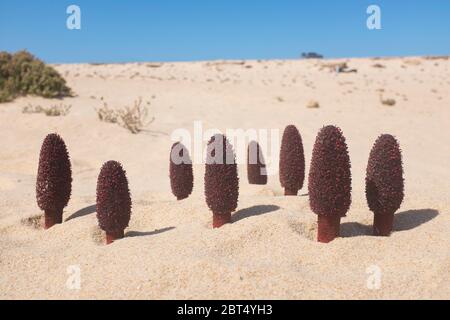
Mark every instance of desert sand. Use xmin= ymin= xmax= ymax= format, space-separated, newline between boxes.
xmin=0 ymin=57 xmax=449 ymax=299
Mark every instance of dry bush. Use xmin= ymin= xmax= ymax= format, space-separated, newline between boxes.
xmin=95 ymin=101 xmax=119 ymax=123
xmin=146 ymin=63 xmax=163 ymax=68
xmin=318 ymin=61 xmax=347 ymax=71
xmin=380 ymin=97 xmax=396 ymax=106
xmin=372 ymin=63 xmax=386 ymax=68
xmin=44 ymin=104 xmax=71 ymax=116
xmin=95 ymin=97 xmax=155 ymax=134
xmin=404 ymin=59 xmax=421 ymax=66
xmin=119 ymin=97 xmax=155 ymax=133
xmin=20 ymin=214 xmax=43 ymax=229
xmin=306 ymin=100 xmax=320 ymax=108
xmin=204 ymin=60 xmax=245 ymax=68
xmin=22 ymin=103 xmax=71 ymax=116
xmin=423 ymin=56 xmax=449 ymax=60
xmin=22 ymin=104 xmax=44 ymax=114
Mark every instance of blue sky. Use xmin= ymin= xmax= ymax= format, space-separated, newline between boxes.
xmin=1 ymin=0 xmax=449 ymax=63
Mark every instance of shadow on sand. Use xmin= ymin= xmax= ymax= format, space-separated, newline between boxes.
xmin=125 ymin=227 xmax=175 ymax=238
xmin=65 ymin=204 xmax=97 ymax=222
xmin=340 ymin=208 xmax=439 ymax=238
xmin=232 ymin=205 xmax=280 ymax=223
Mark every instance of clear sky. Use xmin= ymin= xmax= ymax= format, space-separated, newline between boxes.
xmin=1 ymin=0 xmax=449 ymax=63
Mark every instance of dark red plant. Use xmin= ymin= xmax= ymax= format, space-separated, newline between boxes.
xmin=279 ymin=125 xmax=305 ymax=195
xmin=366 ymin=134 xmax=404 ymax=236
xmin=170 ymin=142 xmax=194 ymax=200
xmin=36 ymin=133 xmax=72 ymax=229
xmin=308 ymin=125 xmax=351 ymax=243
xmin=247 ymin=140 xmax=267 ymax=185
xmin=96 ymin=161 xmax=132 ymax=244
xmin=204 ymin=134 xmax=239 ymax=228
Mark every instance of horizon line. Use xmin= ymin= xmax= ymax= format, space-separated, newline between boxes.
xmin=46 ymin=53 xmax=449 ymax=65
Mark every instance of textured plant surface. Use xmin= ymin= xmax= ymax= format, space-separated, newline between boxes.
xmin=247 ymin=141 xmax=267 ymax=185
xmin=279 ymin=125 xmax=305 ymax=193
xmin=96 ymin=161 xmax=132 ymax=234
xmin=204 ymin=134 xmax=239 ymax=214
xmin=0 ymin=50 xmax=71 ymax=103
xmin=170 ymin=142 xmax=194 ymax=200
xmin=308 ymin=125 xmax=351 ymax=217
xmin=36 ymin=133 xmax=72 ymax=214
xmin=366 ymin=134 xmax=404 ymax=215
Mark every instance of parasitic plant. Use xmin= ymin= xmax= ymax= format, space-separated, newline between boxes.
xmin=170 ymin=142 xmax=194 ymax=200
xmin=247 ymin=140 xmax=267 ymax=185
xmin=279 ymin=125 xmax=305 ymax=195
xmin=366 ymin=134 xmax=404 ymax=236
xmin=36 ymin=133 xmax=72 ymax=229
xmin=96 ymin=161 xmax=132 ymax=244
xmin=308 ymin=125 xmax=351 ymax=243
xmin=204 ymin=134 xmax=239 ymax=228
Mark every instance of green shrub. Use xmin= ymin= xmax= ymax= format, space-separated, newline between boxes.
xmin=0 ymin=50 xmax=72 ymax=103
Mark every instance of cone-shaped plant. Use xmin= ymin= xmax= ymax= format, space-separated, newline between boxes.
xmin=36 ymin=133 xmax=72 ymax=229
xmin=96 ymin=161 xmax=132 ymax=244
xmin=308 ymin=125 xmax=351 ymax=243
xmin=366 ymin=134 xmax=404 ymax=236
xmin=279 ymin=125 xmax=305 ymax=195
xmin=247 ymin=141 xmax=267 ymax=185
xmin=204 ymin=134 xmax=239 ymax=228
xmin=170 ymin=142 xmax=194 ymax=200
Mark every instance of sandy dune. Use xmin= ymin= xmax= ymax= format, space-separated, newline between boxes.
xmin=0 ymin=57 xmax=449 ymax=299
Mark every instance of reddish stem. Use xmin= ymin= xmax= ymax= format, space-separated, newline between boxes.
xmin=373 ymin=213 xmax=394 ymax=236
xmin=44 ymin=209 xmax=63 ymax=229
xmin=213 ymin=212 xmax=231 ymax=228
xmin=106 ymin=229 xmax=125 ymax=244
xmin=284 ymin=188 xmax=298 ymax=196
xmin=249 ymin=179 xmax=266 ymax=185
xmin=317 ymin=214 xmax=341 ymax=243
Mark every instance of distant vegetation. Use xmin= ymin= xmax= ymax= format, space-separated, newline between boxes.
xmin=301 ymin=52 xmax=324 ymax=59
xmin=22 ymin=103 xmax=72 ymax=116
xmin=95 ymin=97 xmax=155 ymax=134
xmin=0 ymin=50 xmax=72 ymax=103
